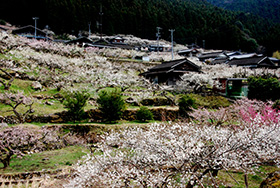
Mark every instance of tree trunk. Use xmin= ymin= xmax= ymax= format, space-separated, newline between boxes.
xmin=186 ymin=169 xmax=210 ymax=188
xmin=1 ymin=153 xmax=12 ymax=169
xmin=244 ymin=174 xmax=249 ymax=188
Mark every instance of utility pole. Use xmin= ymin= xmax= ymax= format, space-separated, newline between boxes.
xmin=169 ymin=29 xmax=175 ymax=60
xmin=99 ymin=5 xmax=103 ymax=39
xmin=156 ymin=27 xmax=161 ymax=55
xmin=88 ymin=22 xmax=91 ymax=37
xmin=32 ymin=17 xmax=39 ymax=39
xmin=203 ymin=40 xmax=205 ymax=49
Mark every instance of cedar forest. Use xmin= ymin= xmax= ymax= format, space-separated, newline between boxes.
xmin=1 ymin=0 xmax=280 ymax=55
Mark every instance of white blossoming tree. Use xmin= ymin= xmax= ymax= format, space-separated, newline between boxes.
xmin=65 ymin=99 xmax=280 ymax=187
xmin=0 ymin=125 xmax=86 ymax=169
xmin=0 ymin=91 xmax=34 ymax=124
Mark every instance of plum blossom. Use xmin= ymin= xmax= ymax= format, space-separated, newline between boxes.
xmin=65 ymin=117 xmax=280 ymax=187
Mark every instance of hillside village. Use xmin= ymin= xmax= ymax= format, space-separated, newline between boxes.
xmin=1 ymin=21 xmax=280 ymax=187
xmin=0 ymin=22 xmax=280 ymax=121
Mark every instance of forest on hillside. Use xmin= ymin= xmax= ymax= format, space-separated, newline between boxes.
xmin=206 ymin=0 xmax=280 ymax=23
xmin=0 ymin=0 xmax=279 ymax=55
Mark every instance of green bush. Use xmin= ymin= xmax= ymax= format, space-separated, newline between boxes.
xmin=272 ymin=100 xmax=280 ymax=111
xmin=0 ymin=19 xmax=6 ymax=25
xmin=248 ymin=76 xmax=280 ymax=101
xmin=97 ymin=89 xmax=126 ymax=123
xmin=62 ymin=90 xmax=90 ymax=121
xmin=178 ymin=95 xmax=196 ymax=117
xmin=136 ymin=106 xmax=154 ymax=122
xmin=272 ymin=51 xmax=280 ymax=59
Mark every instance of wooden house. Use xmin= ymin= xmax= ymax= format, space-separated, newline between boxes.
xmin=141 ymin=58 xmax=201 ymax=85
xmin=210 ymin=51 xmax=242 ymax=65
xmin=65 ymin=37 xmax=94 ymax=46
xmin=178 ymin=48 xmax=200 ymax=57
xmin=109 ymin=36 xmax=126 ymax=44
xmin=198 ymin=51 xmax=223 ymax=61
xmin=269 ymin=57 xmax=280 ymax=67
xmin=227 ymin=54 xmax=276 ymax=68
xmin=148 ymin=44 xmax=170 ymax=52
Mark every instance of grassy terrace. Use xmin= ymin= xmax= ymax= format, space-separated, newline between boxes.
xmin=0 ymin=146 xmax=89 ymax=174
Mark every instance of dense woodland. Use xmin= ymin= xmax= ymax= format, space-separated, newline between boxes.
xmin=1 ymin=0 xmax=280 ymax=55
xmin=206 ymin=0 xmax=280 ymax=24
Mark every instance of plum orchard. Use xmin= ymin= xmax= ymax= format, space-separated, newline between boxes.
xmin=65 ymin=99 xmax=280 ymax=188
xmin=1 ymin=32 xmax=280 ymax=95
xmin=0 ymin=33 xmax=153 ymax=92
xmin=0 ymin=125 xmax=85 ymax=168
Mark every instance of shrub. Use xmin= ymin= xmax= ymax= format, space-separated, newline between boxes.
xmin=97 ymin=89 xmax=126 ymax=123
xmin=136 ymin=106 xmax=154 ymax=122
xmin=272 ymin=51 xmax=280 ymax=59
xmin=272 ymin=100 xmax=280 ymax=111
xmin=62 ymin=90 xmax=90 ymax=121
xmin=248 ymin=76 xmax=280 ymax=101
xmin=178 ymin=94 xmax=196 ymax=117
xmin=0 ymin=19 xmax=6 ymax=25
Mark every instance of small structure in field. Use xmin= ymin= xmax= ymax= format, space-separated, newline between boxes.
xmin=213 ymin=78 xmax=248 ymax=99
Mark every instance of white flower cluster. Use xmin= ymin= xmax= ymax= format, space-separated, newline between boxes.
xmin=0 ymin=33 xmax=154 ymax=90
xmin=65 ymin=117 xmax=280 ymax=187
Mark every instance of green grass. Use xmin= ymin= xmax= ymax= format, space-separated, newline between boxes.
xmin=34 ymin=88 xmax=62 ymax=96
xmin=188 ymin=93 xmax=232 ymax=108
xmin=0 ymin=146 xmax=89 ymax=174
xmin=0 ymin=53 xmax=23 ymax=62
xmin=0 ymin=98 xmax=65 ymax=116
xmin=217 ymin=166 xmax=279 ymax=188
xmin=10 ymin=79 xmax=34 ymax=93
xmin=32 ymin=99 xmax=65 ymax=115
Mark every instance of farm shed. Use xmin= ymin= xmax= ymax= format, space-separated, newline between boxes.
xmin=141 ymin=58 xmax=201 ymax=85
xmin=213 ymin=78 xmax=248 ymax=99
